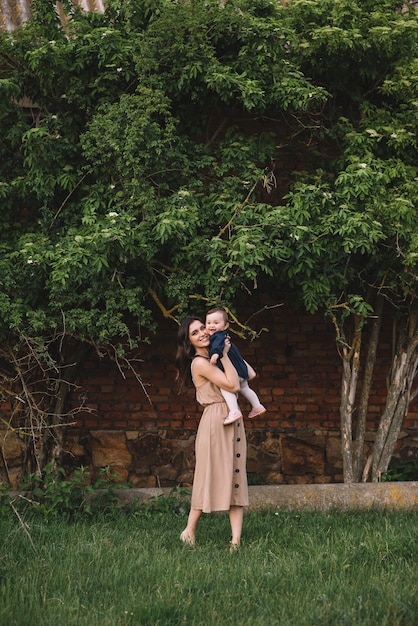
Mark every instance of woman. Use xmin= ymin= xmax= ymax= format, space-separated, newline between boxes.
xmin=175 ymin=316 xmax=249 ymax=550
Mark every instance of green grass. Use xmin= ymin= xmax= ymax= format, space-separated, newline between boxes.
xmin=0 ymin=509 xmax=417 ymax=625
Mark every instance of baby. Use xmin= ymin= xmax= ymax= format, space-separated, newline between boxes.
xmin=206 ymin=307 xmax=266 ymax=425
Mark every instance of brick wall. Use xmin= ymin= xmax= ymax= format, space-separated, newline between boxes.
xmin=1 ymin=298 xmax=417 ymax=486
xmin=72 ymin=300 xmax=418 ymax=432
xmin=62 ymin=298 xmax=417 ymax=485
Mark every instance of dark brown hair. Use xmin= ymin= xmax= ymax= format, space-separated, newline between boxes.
xmin=206 ymin=307 xmax=228 ymax=324
xmin=175 ymin=316 xmax=204 ymax=391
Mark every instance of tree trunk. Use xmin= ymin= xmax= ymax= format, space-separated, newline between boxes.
xmin=339 ymin=314 xmax=362 ymax=483
xmin=370 ymin=312 xmax=418 ymax=481
xmin=354 ymin=295 xmax=383 ymax=481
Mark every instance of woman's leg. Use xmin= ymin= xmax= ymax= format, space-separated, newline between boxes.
xmin=229 ymin=505 xmax=244 ymax=547
xmin=180 ymin=508 xmax=202 ymax=545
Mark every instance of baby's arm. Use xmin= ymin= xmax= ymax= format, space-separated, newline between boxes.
xmin=210 ymin=353 xmax=219 ymax=365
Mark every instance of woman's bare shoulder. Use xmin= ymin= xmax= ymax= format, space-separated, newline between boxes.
xmin=191 ymin=357 xmax=210 ymax=387
xmin=191 ymin=356 xmax=209 ymax=374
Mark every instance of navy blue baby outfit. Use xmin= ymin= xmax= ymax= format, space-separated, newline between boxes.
xmin=209 ymin=330 xmax=248 ymax=379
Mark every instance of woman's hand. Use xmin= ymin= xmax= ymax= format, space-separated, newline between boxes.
xmin=192 ymin=335 xmax=239 ymax=393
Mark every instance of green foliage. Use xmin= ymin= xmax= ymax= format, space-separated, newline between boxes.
xmin=276 ymin=3 xmax=418 ymax=320
xmin=7 ymin=464 xmax=128 ymax=519
xmin=4 ymin=0 xmax=415 ymax=337
xmin=2 ymin=0 xmax=324 ymax=353
xmin=130 ymin=486 xmax=191 ymax=518
xmin=286 ymin=0 xmax=417 ymax=110
xmin=0 ymin=471 xmax=191 ymax=520
xmin=136 ymin=0 xmax=328 ymax=114
xmin=381 ymin=457 xmax=418 ymax=482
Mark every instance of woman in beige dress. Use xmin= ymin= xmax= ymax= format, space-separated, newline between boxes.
xmin=175 ymin=316 xmax=249 ymax=550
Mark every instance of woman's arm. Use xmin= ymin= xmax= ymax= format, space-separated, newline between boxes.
xmin=193 ymin=357 xmax=239 ymax=392
xmin=193 ymin=344 xmax=239 ymax=392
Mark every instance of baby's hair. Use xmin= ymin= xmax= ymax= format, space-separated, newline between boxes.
xmin=206 ymin=307 xmax=229 ymax=324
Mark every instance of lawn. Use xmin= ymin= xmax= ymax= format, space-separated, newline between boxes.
xmin=0 ymin=508 xmax=416 ymax=625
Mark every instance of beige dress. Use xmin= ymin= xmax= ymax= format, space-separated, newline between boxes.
xmin=190 ymin=378 xmax=249 ymax=513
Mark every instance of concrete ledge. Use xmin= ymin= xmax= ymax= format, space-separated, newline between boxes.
xmin=117 ymin=482 xmax=418 ymax=512
xmin=246 ymin=482 xmax=418 ymax=511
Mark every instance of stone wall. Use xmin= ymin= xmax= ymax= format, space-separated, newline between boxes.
xmin=55 ymin=424 xmax=414 ymax=488
xmin=1 ymin=299 xmax=418 ymax=487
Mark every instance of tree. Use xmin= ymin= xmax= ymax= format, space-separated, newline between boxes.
xmin=272 ymin=0 xmax=418 ymax=481
xmin=0 ymin=0 xmax=323 ymax=479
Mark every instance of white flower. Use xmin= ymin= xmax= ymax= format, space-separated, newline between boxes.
xmin=107 ymin=211 xmax=119 ymax=217
xmin=359 ymin=163 xmax=367 ymax=168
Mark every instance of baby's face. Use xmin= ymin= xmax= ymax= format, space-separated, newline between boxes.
xmin=206 ymin=312 xmax=228 ymax=335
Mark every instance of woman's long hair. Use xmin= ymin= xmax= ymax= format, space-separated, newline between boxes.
xmin=175 ymin=316 xmax=203 ymax=392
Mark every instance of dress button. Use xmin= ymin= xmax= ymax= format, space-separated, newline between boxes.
xmin=235 ymin=469 xmax=239 ymax=473
xmin=237 ymin=438 xmax=241 ymax=442
xmin=236 ymin=453 xmax=240 ymax=457
xmin=235 ymin=484 xmax=239 ymax=488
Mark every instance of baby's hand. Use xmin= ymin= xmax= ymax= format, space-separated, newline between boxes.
xmin=222 ymin=336 xmax=231 ymax=357
xmin=210 ymin=354 xmax=219 ymax=365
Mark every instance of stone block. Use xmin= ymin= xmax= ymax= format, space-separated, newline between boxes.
xmin=261 ymin=433 xmax=281 ymax=454
xmin=154 ymin=464 xmax=178 ymax=482
xmin=0 ymin=432 xmax=24 ymax=464
xmin=129 ymin=433 xmax=162 ymax=467
xmin=326 ymin=437 xmax=342 ymax=468
xmin=264 ymin=471 xmax=284 ymax=484
xmin=90 ymin=431 xmax=132 ymax=467
xmin=280 ymin=435 xmax=325 ymax=475
xmin=108 ymin=466 xmax=129 ymax=483
xmin=128 ymin=473 xmax=157 ymax=488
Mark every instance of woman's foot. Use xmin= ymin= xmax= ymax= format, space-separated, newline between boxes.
xmin=248 ymin=405 xmax=266 ymax=419
xmin=224 ymin=410 xmax=242 ymax=425
xmin=229 ymin=541 xmax=240 ymax=553
xmin=180 ymin=529 xmax=195 ymax=546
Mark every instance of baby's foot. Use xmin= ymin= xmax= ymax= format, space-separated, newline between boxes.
xmin=248 ymin=405 xmax=266 ymax=419
xmin=223 ymin=410 xmax=243 ymax=425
